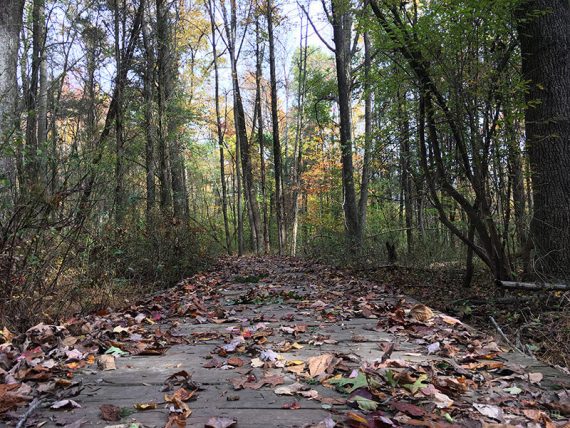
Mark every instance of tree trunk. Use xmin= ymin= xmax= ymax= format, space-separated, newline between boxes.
xmin=235 ymin=130 xmax=244 ymax=255
xmin=24 ymin=0 xmax=47 ymax=192
xmin=331 ymin=0 xmax=360 ymax=244
xmin=142 ymin=1 xmax=156 ymax=225
xmin=397 ymin=88 xmax=413 ymax=254
xmin=37 ymin=0 xmax=48 ymax=189
xmin=358 ymin=32 xmax=372 ymax=246
xmin=267 ymin=0 xmax=285 ymax=255
xmin=113 ymin=0 xmax=126 ymax=228
xmin=0 ymin=0 xmax=25 ymax=209
xmin=291 ymin=15 xmax=308 ymax=256
xmin=517 ymin=0 xmax=570 ymax=279
xmin=255 ymin=16 xmax=270 ymax=254
xmin=221 ymin=0 xmax=260 ymax=253
xmin=156 ymin=0 xmax=172 ymax=215
xmin=506 ymin=126 xmax=529 ymax=276
xmin=207 ymin=0 xmax=232 ymax=254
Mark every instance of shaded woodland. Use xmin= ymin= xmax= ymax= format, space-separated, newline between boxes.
xmin=0 ymin=0 xmax=569 ymax=329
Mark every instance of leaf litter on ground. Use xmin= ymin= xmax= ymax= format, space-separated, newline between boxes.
xmin=1 ymin=256 xmax=569 ymax=427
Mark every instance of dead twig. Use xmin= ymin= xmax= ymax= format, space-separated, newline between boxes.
xmin=489 ymin=316 xmax=523 ymax=354
xmin=16 ymin=398 xmax=43 ymax=428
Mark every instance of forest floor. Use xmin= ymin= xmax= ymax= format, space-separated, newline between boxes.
xmin=351 ymin=264 xmax=570 ymax=369
xmin=1 ymin=256 xmax=570 ymax=427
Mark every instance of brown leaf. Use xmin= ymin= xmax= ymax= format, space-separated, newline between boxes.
xmin=165 ymin=387 xmax=196 ymax=403
xmin=410 ymin=304 xmax=434 ymax=322
xmin=391 ymin=401 xmax=426 ymax=417
xmin=203 ymin=358 xmax=223 ymax=368
xmin=205 ymin=417 xmax=237 ymax=428
xmin=100 ymin=404 xmax=121 ymax=421
xmin=97 ymin=354 xmax=116 ymax=371
xmin=0 ymin=384 xmax=32 ymax=414
xmin=522 ymin=409 xmax=544 ymax=422
xmin=227 ymin=357 xmax=244 ymax=367
xmin=307 ymin=354 xmax=334 ymax=378
xmin=165 ymin=413 xmax=187 ymax=428
xmin=282 ymin=401 xmax=301 ymax=410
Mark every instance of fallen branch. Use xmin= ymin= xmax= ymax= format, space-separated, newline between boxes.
xmin=499 ymin=280 xmax=570 ymax=291
xmin=489 ymin=316 xmax=523 ymax=354
xmin=16 ymin=398 xmax=42 ymax=428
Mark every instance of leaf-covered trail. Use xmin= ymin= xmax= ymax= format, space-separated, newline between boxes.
xmin=3 ymin=257 xmax=570 ymax=427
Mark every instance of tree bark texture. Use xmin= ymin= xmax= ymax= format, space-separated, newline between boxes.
xmin=518 ymin=0 xmax=570 ymax=279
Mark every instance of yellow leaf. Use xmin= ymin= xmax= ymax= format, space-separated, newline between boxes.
xmin=134 ymin=402 xmax=158 ymax=410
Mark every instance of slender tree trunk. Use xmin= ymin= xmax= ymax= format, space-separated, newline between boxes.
xmin=235 ymin=126 xmax=244 ymax=255
xmin=291 ymin=15 xmax=308 ymax=256
xmin=37 ymin=1 xmax=48 ymax=189
xmin=397 ymin=88 xmax=413 ymax=254
xmin=24 ymin=0 xmax=47 ymax=192
xmin=506 ymin=121 xmax=529 ymax=276
xmin=156 ymin=0 xmax=172 ymax=215
xmin=267 ymin=0 xmax=285 ymax=255
xmin=162 ymin=2 xmax=188 ymax=223
xmin=142 ymin=2 xmax=156 ymax=225
xmin=463 ymin=221 xmax=475 ymax=287
xmin=207 ymin=0 xmax=232 ymax=254
xmin=517 ymin=0 xmax=570 ymax=279
xmin=331 ymin=0 xmax=359 ymax=244
xmin=222 ymin=0 xmax=260 ymax=253
xmin=358 ymin=32 xmax=372 ymax=246
xmin=113 ymin=0 xmax=126 ymax=228
xmin=255 ymin=17 xmax=270 ymax=254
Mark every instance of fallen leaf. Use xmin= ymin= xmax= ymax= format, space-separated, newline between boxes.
xmin=134 ymin=402 xmax=158 ymax=411
xmin=522 ymin=409 xmax=544 ymax=422
xmin=427 ymin=342 xmax=440 ymax=354
xmin=205 ymin=417 xmax=237 ymax=428
xmin=391 ymin=401 xmax=425 ymax=417
xmin=63 ymin=418 xmax=88 ymax=428
xmin=259 ymin=349 xmax=279 ymax=362
xmin=308 ymin=417 xmax=336 ymax=428
xmin=0 ymin=383 xmax=32 ymax=413
xmin=227 ymin=357 xmax=244 ymax=367
xmin=165 ymin=413 xmax=187 ymax=428
xmin=105 ymin=346 xmax=128 ymax=357
xmin=164 ymin=388 xmax=196 ymax=403
xmin=410 ymin=304 xmax=434 ymax=322
xmin=528 ymin=372 xmax=543 ymax=384
xmin=433 ymin=392 xmax=454 ymax=409
xmin=307 ymin=354 xmax=334 ymax=377
xmin=298 ymin=390 xmax=320 ymax=400
xmin=328 ymin=372 xmax=368 ymax=393
xmin=250 ymin=358 xmax=264 ymax=368
xmin=100 ymin=404 xmax=121 ymax=421
xmin=473 ymin=403 xmax=504 ymax=422
xmin=51 ymin=399 xmax=81 ymax=410
xmin=504 ymin=386 xmax=522 ymax=395
xmin=439 ymin=314 xmax=461 ymax=325
xmin=97 ymin=355 xmax=116 ymax=371
xmin=274 ymin=382 xmax=304 ymax=395
xmin=282 ymin=401 xmax=301 ymax=410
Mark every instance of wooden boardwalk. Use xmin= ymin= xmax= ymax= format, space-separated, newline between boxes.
xmin=31 ymin=257 xmax=569 ymax=427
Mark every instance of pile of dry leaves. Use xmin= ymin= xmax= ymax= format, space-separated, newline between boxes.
xmin=1 ymin=256 xmax=569 ymax=427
